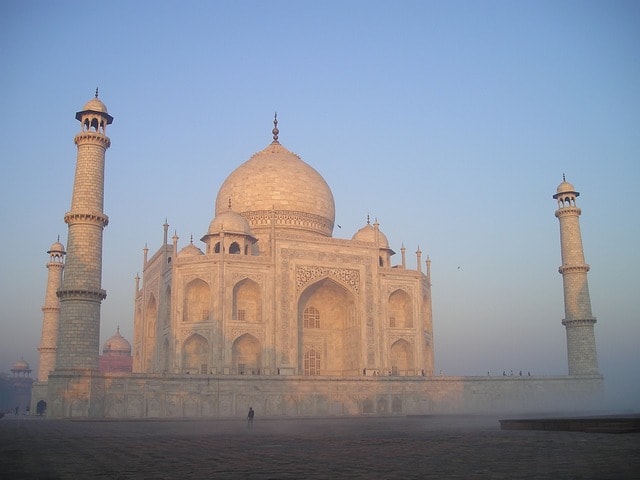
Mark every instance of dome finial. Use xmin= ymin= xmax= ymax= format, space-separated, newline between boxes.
xmin=95 ymin=87 xmax=99 ymax=98
xmin=563 ymin=172 xmax=566 ymax=182
xmin=272 ymin=112 xmax=279 ymax=143
xmin=228 ymin=197 xmax=232 ymax=209
xmin=366 ymin=213 xmax=370 ymax=225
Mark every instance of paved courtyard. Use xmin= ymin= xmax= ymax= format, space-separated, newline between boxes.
xmin=1 ymin=415 xmax=639 ymax=479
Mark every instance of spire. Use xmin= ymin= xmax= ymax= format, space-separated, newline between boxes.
xmin=95 ymin=87 xmax=99 ymax=98
xmin=163 ymin=219 xmax=169 ymax=246
xmin=272 ymin=112 xmax=279 ymax=143
xmin=563 ymin=172 xmax=566 ymax=182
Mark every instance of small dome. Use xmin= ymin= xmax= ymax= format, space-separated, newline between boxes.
xmin=48 ymin=240 xmax=65 ymax=254
xmin=103 ymin=328 xmax=132 ymax=355
xmin=556 ymin=181 xmax=576 ymax=194
xmin=178 ymin=242 xmax=204 ymax=257
xmin=81 ymin=97 xmax=109 ymax=114
xmin=11 ymin=359 xmax=30 ymax=371
xmin=553 ymin=177 xmax=580 ymax=200
xmin=352 ymin=221 xmax=390 ymax=248
xmin=75 ymin=92 xmax=113 ymax=124
xmin=207 ymin=209 xmax=254 ymax=236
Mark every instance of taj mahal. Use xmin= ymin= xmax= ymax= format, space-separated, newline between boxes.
xmin=31 ymin=93 xmax=603 ymax=418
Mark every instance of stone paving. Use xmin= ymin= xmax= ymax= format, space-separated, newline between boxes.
xmin=1 ymin=415 xmax=639 ymax=479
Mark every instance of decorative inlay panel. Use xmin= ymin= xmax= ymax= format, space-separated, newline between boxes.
xmin=243 ymin=210 xmax=333 ymax=236
xmin=231 ymin=272 xmax=264 ymax=288
xmin=230 ymin=327 xmax=265 ymax=343
xmin=296 ymin=266 xmax=360 ymax=295
xmin=389 ymin=333 xmax=415 ymax=346
xmin=180 ymin=328 xmax=210 ymax=341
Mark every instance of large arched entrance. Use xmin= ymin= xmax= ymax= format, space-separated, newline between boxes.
xmin=297 ymin=278 xmax=359 ymax=376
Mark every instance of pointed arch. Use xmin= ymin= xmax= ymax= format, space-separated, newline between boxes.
xmin=183 ymin=278 xmax=211 ymax=323
xmin=146 ymin=294 xmax=157 ymax=337
xmin=229 ymin=241 xmax=241 ymax=254
xmin=388 ymin=289 xmax=413 ymax=328
xmin=144 ymin=294 xmax=158 ymax=371
xmin=182 ymin=334 xmax=209 ymax=374
xmin=232 ymin=278 xmax=262 ymax=323
xmin=390 ymin=339 xmax=413 ymax=376
xmin=232 ymin=333 xmax=262 ymax=374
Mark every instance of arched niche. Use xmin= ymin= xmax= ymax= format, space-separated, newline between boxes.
xmin=390 ymin=339 xmax=413 ymax=376
xmin=232 ymin=278 xmax=262 ymax=323
xmin=232 ymin=333 xmax=261 ymax=374
xmin=183 ymin=278 xmax=211 ymax=323
xmin=388 ymin=289 xmax=413 ymax=328
xmin=182 ymin=334 xmax=209 ymax=374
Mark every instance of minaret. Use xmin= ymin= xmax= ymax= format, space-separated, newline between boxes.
xmin=37 ymin=238 xmax=66 ymax=381
xmin=55 ymin=90 xmax=113 ymax=371
xmin=553 ymin=176 xmax=599 ymax=375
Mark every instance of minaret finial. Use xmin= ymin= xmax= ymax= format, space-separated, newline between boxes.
xmin=563 ymin=172 xmax=566 ymax=182
xmin=366 ymin=214 xmax=370 ymax=225
xmin=95 ymin=87 xmax=99 ymax=98
xmin=272 ymin=112 xmax=279 ymax=143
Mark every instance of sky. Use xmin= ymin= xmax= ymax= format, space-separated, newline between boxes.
xmin=1 ymin=1 xmax=638 ymax=410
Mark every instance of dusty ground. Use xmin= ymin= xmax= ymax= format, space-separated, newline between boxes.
xmin=1 ymin=415 xmax=639 ymax=479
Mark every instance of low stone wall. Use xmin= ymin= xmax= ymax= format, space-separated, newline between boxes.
xmin=40 ymin=372 xmax=604 ymax=418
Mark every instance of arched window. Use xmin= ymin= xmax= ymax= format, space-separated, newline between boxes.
xmin=303 ymin=306 xmax=320 ymax=328
xmin=229 ymin=242 xmax=241 ymax=254
xmin=214 ymin=242 xmax=221 ymax=253
xmin=304 ymin=349 xmax=321 ymax=376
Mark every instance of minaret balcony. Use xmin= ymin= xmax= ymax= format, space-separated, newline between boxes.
xmin=558 ymin=264 xmax=590 ymax=274
xmin=555 ymin=207 xmax=582 ymax=217
xmin=562 ymin=317 xmax=597 ymax=327
xmin=74 ymin=131 xmax=111 ymax=147
xmin=64 ymin=211 xmax=109 ymax=227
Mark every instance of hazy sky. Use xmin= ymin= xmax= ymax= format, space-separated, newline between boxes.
xmin=1 ymin=1 xmax=638 ymax=409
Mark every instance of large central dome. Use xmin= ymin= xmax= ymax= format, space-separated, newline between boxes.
xmin=215 ymin=140 xmax=335 ymax=237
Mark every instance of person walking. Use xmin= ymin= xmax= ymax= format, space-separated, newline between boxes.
xmin=247 ymin=407 xmax=255 ymax=428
